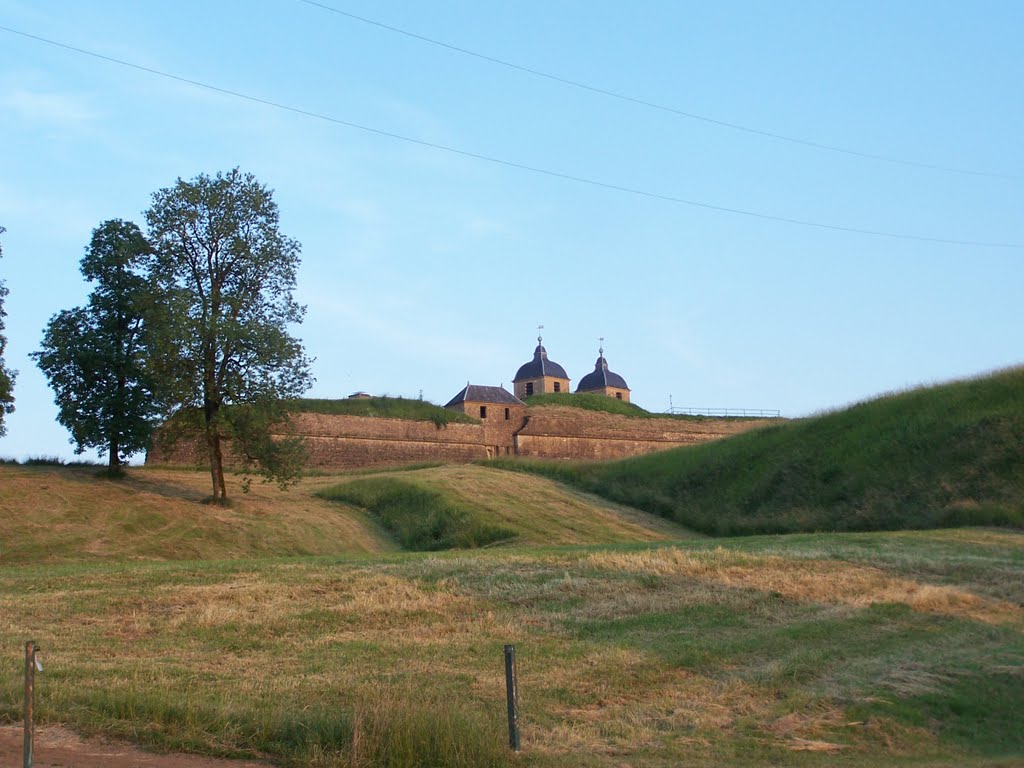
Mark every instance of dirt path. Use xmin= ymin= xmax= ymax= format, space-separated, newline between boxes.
xmin=0 ymin=725 xmax=274 ymax=768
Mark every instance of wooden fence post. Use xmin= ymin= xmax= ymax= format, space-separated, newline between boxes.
xmin=24 ymin=640 xmax=37 ymax=768
xmin=504 ymin=644 xmax=520 ymax=752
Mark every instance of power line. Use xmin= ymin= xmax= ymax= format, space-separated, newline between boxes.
xmin=1 ymin=24 xmax=1021 ymax=250
xmin=297 ymin=0 xmax=1021 ymax=182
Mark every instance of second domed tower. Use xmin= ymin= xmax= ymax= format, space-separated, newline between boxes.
xmin=576 ymin=346 xmax=630 ymax=402
xmin=513 ymin=336 xmax=570 ymax=399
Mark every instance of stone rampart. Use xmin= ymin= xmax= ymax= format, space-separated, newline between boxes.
xmin=147 ymin=408 xmax=777 ymax=469
xmin=514 ymin=406 xmax=772 ymax=460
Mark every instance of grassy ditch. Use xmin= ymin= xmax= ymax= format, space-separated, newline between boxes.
xmin=0 ymin=529 xmax=1021 ymax=766
xmin=318 ymin=477 xmax=517 ymax=550
xmin=499 ymin=367 xmax=1024 ymax=535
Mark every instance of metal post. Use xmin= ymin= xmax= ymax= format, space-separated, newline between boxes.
xmin=504 ymin=644 xmax=520 ymax=752
xmin=24 ymin=640 xmax=36 ymax=768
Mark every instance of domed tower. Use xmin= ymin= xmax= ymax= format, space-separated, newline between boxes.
xmin=513 ymin=335 xmax=570 ymax=400
xmin=576 ymin=344 xmax=630 ymax=402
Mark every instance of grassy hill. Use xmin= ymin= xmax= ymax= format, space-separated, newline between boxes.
xmin=0 ymin=463 xmax=683 ymax=566
xmin=318 ymin=464 xmax=689 ymax=550
xmin=0 ymin=464 xmax=396 ymax=565
xmin=500 ymin=367 xmax=1024 ymax=535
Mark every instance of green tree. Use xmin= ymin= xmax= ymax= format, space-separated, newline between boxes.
xmin=33 ymin=220 xmax=162 ymax=473
xmin=0 ymin=225 xmax=16 ymax=437
xmin=145 ymin=169 xmax=312 ymax=502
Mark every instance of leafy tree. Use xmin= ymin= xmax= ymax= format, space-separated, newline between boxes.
xmin=0 ymin=225 xmax=15 ymax=437
xmin=145 ymin=169 xmax=312 ymax=502
xmin=33 ymin=220 xmax=162 ymax=472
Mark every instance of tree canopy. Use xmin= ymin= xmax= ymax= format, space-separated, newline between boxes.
xmin=145 ymin=169 xmax=312 ymax=502
xmin=0 ymin=225 xmax=15 ymax=437
xmin=33 ymin=219 xmax=162 ymax=471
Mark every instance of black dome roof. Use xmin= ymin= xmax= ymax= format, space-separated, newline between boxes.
xmin=576 ymin=354 xmax=629 ymax=391
xmin=514 ymin=340 xmax=569 ymax=381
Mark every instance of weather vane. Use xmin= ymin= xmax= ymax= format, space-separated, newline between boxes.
xmin=537 ymin=324 xmax=544 ymax=344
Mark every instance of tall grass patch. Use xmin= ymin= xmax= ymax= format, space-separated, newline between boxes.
xmin=318 ymin=477 xmax=516 ymax=550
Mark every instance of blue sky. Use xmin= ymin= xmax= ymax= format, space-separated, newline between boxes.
xmin=1 ymin=1 xmax=1022 ymax=461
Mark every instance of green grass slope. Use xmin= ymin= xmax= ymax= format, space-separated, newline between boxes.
xmin=319 ymin=464 xmax=691 ymax=549
xmin=289 ymin=395 xmax=476 ymax=425
xmin=501 ymin=367 xmax=1024 ymax=535
xmin=525 ymin=391 xmax=720 ymax=420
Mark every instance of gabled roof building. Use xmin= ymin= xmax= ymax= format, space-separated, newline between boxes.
xmin=444 ymin=384 xmax=525 ymax=422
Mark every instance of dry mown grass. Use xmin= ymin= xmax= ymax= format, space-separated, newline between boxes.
xmin=582 ymin=548 xmax=1021 ymax=625
xmin=2 ymin=530 xmax=1018 ymax=766
xmin=0 ymin=465 xmax=394 ymax=565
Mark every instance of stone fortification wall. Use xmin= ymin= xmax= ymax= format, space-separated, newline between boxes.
xmin=147 ymin=412 xmax=519 ymax=469
xmin=515 ymin=406 xmax=772 ymax=461
xmin=147 ymin=408 xmax=776 ymax=469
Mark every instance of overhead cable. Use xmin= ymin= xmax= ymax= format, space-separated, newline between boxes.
xmin=1 ymin=25 xmax=1021 ymax=249
xmin=297 ymin=0 xmax=1021 ymax=182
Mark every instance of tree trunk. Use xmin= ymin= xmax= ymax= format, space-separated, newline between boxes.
xmin=205 ymin=396 xmax=227 ymax=503
xmin=108 ymin=435 xmax=120 ymax=475
xmin=213 ymin=433 xmax=227 ymax=500
xmin=206 ymin=426 xmax=225 ymax=502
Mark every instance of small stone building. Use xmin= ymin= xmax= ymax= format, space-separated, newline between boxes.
xmin=444 ymin=384 xmax=526 ymax=422
xmin=513 ymin=337 xmax=571 ymax=400
xmin=576 ymin=347 xmax=631 ymax=402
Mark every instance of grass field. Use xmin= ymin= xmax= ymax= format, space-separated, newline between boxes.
xmin=2 ymin=363 xmax=1023 ymax=768
xmin=0 ymin=525 xmax=1021 ymax=767
xmin=500 ymin=367 xmax=1024 ymax=536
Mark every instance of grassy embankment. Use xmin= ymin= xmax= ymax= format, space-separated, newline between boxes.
xmin=500 ymin=367 xmax=1024 ymax=535
xmin=289 ymin=396 xmax=476 ymax=426
xmin=525 ymin=392 xmax=720 ymax=419
xmin=0 ymin=463 xmax=682 ymax=566
xmin=1 ymin=530 xmax=1021 ymax=767
xmin=316 ymin=465 xmax=688 ymax=551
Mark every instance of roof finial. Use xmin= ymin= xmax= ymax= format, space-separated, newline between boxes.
xmin=599 ymin=336 xmax=605 ymax=356
xmin=537 ymin=324 xmax=544 ymax=345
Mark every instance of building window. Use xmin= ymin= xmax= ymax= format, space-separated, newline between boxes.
xmin=480 ymin=406 xmax=487 ymax=418
xmin=525 ymin=382 xmax=534 ymax=396
xmin=504 ymin=407 xmax=510 ymax=420
xmin=554 ymin=382 xmax=561 ymax=393
xmin=616 ymin=392 xmax=623 ymax=400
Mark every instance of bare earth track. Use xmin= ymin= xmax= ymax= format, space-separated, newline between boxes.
xmin=0 ymin=725 xmax=270 ymax=767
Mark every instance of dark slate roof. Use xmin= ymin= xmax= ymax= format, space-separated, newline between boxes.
xmin=576 ymin=355 xmax=629 ymax=392
xmin=445 ymin=384 xmax=524 ymax=407
xmin=513 ymin=344 xmax=569 ymax=382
